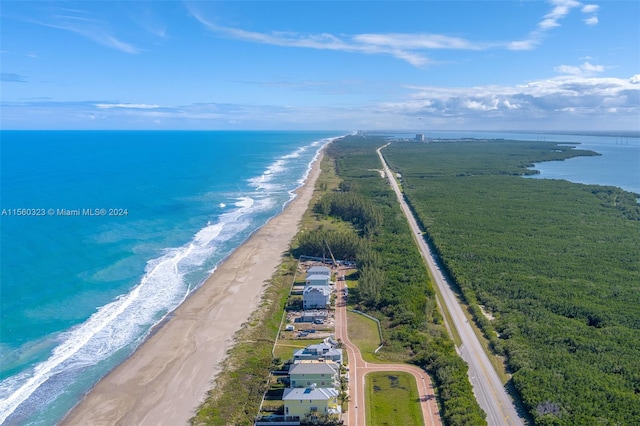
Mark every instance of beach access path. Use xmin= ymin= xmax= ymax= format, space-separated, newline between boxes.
xmin=334 ymin=277 xmax=441 ymax=426
xmin=62 ymin=151 xmax=325 ymax=426
xmin=376 ymin=144 xmax=523 ymax=426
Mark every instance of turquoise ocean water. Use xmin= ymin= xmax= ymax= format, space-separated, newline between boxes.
xmin=0 ymin=130 xmax=637 ymax=425
xmin=0 ymin=131 xmax=344 ymax=425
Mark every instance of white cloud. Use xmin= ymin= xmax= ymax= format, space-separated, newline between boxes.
xmin=376 ymin=74 xmax=640 ymax=128
xmin=581 ymin=3 xmax=599 ymax=26
xmin=22 ymin=8 xmax=139 ymax=54
xmin=188 ymin=1 xmax=592 ymax=65
xmin=554 ymin=61 xmax=605 ymax=76
xmin=510 ymin=0 xmax=598 ymax=50
xmin=581 ymin=4 xmax=600 ymax=14
xmin=539 ymin=0 xmax=581 ymax=29
xmin=95 ymin=103 xmax=161 ymax=109
xmin=584 ymin=16 xmax=599 ymax=26
xmin=352 ymin=33 xmax=481 ymax=50
xmin=188 ymin=8 xmax=458 ymax=67
xmin=3 ymin=75 xmax=639 ymax=130
xmin=508 ymin=39 xmax=541 ymax=51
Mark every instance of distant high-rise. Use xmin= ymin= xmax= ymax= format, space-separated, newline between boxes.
xmin=415 ymin=133 xmax=425 ymax=142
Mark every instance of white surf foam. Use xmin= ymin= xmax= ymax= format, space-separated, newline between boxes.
xmin=0 ymin=196 xmax=260 ymax=424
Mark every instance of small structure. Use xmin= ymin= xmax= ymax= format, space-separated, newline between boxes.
xmin=305 ymin=274 xmax=330 ymax=287
xmin=415 ymin=133 xmax=425 ymax=142
xmin=303 ymin=286 xmax=331 ymax=310
xmin=283 ymin=385 xmax=341 ymax=419
xmin=294 ymin=310 xmax=328 ymax=323
xmin=293 ymin=343 xmax=343 ymax=364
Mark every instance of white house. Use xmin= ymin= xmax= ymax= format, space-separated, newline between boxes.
xmin=293 ymin=343 xmax=343 ymax=364
xmin=303 ymin=285 xmax=331 ymax=310
xmin=307 ymin=266 xmax=331 ymax=277
xmin=305 ymin=274 xmax=330 ymax=287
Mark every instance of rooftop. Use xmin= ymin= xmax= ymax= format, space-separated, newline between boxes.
xmin=303 ymin=286 xmax=331 ymax=296
xmin=282 ymin=386 xmax=339 ymax=401
xmin=289 ymin=361 xmax=339 ymax=376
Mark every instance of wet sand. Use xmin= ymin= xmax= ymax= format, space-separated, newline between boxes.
xmin=62 ymin=150 xmax=324 ymax=426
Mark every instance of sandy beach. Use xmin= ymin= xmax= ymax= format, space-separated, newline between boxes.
xmin=62 ymin=150 xmax=325 ymax=426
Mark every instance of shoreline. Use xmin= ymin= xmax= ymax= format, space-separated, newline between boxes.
xmin=61 ymin=148 xmax=326 ymax=426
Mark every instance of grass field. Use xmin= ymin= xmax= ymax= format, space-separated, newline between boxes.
xmin=365 ymin=371 xmax=424 ymax=426
xmin=347 ymin=311 xmax=381 ymax=363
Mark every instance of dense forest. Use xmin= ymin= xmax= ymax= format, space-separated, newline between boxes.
xmin=380 ymin=137 xmax=640 ymax=425
xmin=305 ymin=136 xmax=488 ymax=425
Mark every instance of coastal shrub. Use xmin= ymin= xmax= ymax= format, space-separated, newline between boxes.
xmin=326 ymin=135 xmax=487 ymax=425
xmin=383 ymin=139 xmax=640 ymax=424
xmin=292 ymin=228 xmax=361 ymax=260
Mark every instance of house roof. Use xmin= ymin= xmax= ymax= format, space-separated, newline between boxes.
xmin=293 ymin=346 xmax=343 ymax=360
xmin=306 ymin=343 xmax=332 ymax=353
xmin=307 ymin=266 xmax=331 ymax=274
xmin=303 ymin=286 xmax=331 ymax=296
xmin=305 ymin=274 xmax=330 ymax=281
xmin=289 ymin=361 xmax=338 ymax=376
xmin=283 ymin=386 xmax=339 ymax=401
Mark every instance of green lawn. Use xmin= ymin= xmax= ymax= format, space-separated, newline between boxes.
xmin=365 ymin=372 xmax=424 ymax=426
xmin=347 ymin=311 xmax=381 ymax=362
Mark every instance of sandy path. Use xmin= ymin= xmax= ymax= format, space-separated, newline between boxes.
xmin=62 ymin=151 xmax=324 ymax=426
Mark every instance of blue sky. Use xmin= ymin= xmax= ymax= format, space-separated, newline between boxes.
xmin=1 ymin=1 xmax=638 ymax=130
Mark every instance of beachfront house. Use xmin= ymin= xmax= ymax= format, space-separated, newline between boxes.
xmin=283 ymin=385 xmax=341 ymax=420
xmin=293 ymin=343 xmax=343 ymax=364
xmin=289 ymin=361 xmax=340 ymax=388
xmin=305 ymin=274 xmax=330 ymax=287
xmin=303 ymin=285 xmax=331 ymax=310
xmin=307 ymin=266 xmax=331 ymax=277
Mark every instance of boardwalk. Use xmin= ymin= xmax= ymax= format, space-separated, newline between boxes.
xmin=333 ymin=278 xmax=441 ymax=426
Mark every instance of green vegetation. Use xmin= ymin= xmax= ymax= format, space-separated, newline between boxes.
xmin=347 ymin=311 xmax=381 ymax=362
xmin=382 ymin=139 xmax=640 ymax=425
xmin=365 ymin=372 xmax=424 ymax=426
xmin=323 ymin=136 xmax=487 ymax=426
xmin=190 ymin=259 xmax=296 ymax=426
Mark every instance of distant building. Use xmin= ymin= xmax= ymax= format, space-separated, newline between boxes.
xmin=303 ymin=285 xmax=331 ymax=310
xmin=415 ymin=133 xmax=425 ymax=142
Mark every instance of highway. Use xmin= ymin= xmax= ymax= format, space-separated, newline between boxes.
xmin=376 ymin=144 xmax=523 ymax=426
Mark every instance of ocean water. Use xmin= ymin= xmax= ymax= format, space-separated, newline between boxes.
xmin=1 ymin=129 xmax=637 ymax=425
xmin=0 ymin=130 xmax=344 ymax=425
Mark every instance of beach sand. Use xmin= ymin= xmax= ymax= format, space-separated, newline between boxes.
xmin=62 ymin=150 xmax=325 ymax=426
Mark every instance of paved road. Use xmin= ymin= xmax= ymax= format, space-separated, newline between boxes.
xmin=376 ymin=144 xmax=523 ymax=426
xmin=334 ymin=277 xmax=441 ymax=426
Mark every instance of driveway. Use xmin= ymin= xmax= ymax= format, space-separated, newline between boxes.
xmin=334 ymin=277 xmax=441 ymax=426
